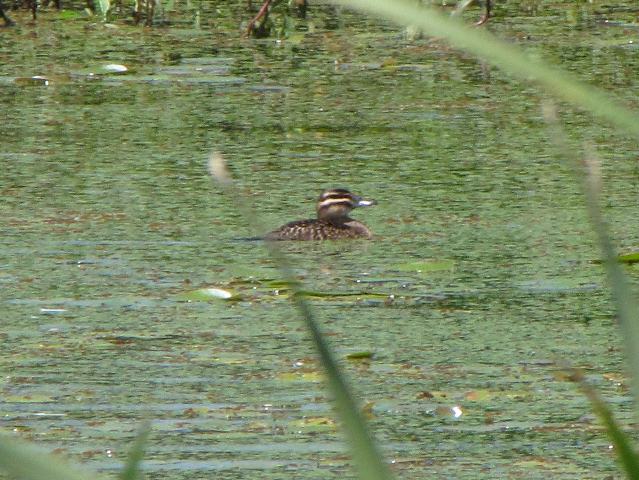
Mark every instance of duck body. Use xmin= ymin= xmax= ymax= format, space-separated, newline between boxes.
xmin=264 ymin=188 xmax=376 ymax=241
xmin=264 ymin=218 xmax=372 ymax=241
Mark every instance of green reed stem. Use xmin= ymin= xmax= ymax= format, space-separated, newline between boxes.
xmin=0 ymin=432 xmax=99 ymax=480
xmin=119 ymin=422 xmax=151 ymax=480
xmin=543 ymin=103 xmax=639 ymax=409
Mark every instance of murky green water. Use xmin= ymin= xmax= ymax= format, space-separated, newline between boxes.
xmin=2 ymin=2 xmax=639 ymax=479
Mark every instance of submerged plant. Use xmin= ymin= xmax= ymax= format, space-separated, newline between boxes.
xmin=246 ymin=0 xmax=307 ymax=37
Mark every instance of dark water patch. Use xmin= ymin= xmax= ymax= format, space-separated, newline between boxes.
xmin=92 ymin=458 xmax=320 ymax=472
xmin=247 ymin=84 xmax=291 ymax=94
xmin=155 ymin=65 xmax=231 ymax=76
xmin=180 ymin=57 xmax=237 ymax=65
xmin=5 ymin=297 xmax=175 ymax=309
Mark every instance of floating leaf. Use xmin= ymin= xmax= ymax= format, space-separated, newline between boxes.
xmin=14 ymin=76 xmax=49 ymax=87
xmin=71 ymin=65 xmax=129 ymax=77
xmin=3 ymin=394 xmax=55 ymax=403
xmin=178 ymin=287 xmax=238 ymax=301
xmin=293 ymin=416 xmax=336 ymax=429
xmin=617 ymin=252 xmax=639 ymax=264
xmin=395 ymin=260 xmax=455 ymax=274
xmin=346 ymin=351 xmax=374 ymax=360
xmin=464 ymin=389 xmax=494 ymax=402
xmin=277 ymin=371 xmax=323 ymax=382
xmin=517 ymin=278 xmax=598 ymax=294
xmin=266 ymin=280 xmax=295 ymax=289
xmin=103 ymin=64 xmax=128 ymax=73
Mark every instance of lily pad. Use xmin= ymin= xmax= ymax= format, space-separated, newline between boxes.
xmin=14 ymin=76 xmax=49 ymax=86
xmin=277 ymin=371 xmax=323 ymax=382
xmin=178 ymin=287 xmax=239 ymax=301
xmin=346 ymin=351 xmax=374 ymax=360
xmin=395 ymin=260 xmax=455 ymax=274
xmin=3 ymin=394 xmax=56 ymax=403
xmin=617 ymin=252 xmax=639 ymax=264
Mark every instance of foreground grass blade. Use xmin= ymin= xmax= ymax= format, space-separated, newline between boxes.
xmin=333 ymin=0 xmax=639 ymax=140
xmin=209 ymin=153 xmax=394 ymax=480
xmin=119 ymin=422 xmax=151 ymax=480
xmin=569 ymin=370 xmax=639 ymax=478
xmin=0 ymin=432 xmax=98 ymax=480
xmin=587 ymin=390 xmax=639 ymax=478
xmin=545 ymin=103 xmax=639 ymax=474
xmin=543 ymin=103 xmax=639 ymax=408
xmin=581 ymin=150 xmax=639 ymax=406
xmin=287 ymin=290 xmax=392 ymax=480
xmin=94 ymin=0 xmax=110 ymax=19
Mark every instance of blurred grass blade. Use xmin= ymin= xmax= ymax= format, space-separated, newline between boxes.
xmin=0 ymin=432 xmax=98 ymax=480
xmin=208 ymin=153 xmax=394 ymax=480
xmin=571 ymin=371 xmax=639 ymax=477
xmin=580 ymin=149 xmax=639 ymax=405
xmin=333 ymin=0 xmax=639 ymax=140
xmin=586 ymin=389 xmax=639 ymax=477
xmin=543 ymin=103 xmax=639 ymax=409
xmin=119 ymin=422 xmax=151 ymax=480
xmin=288 ymin=292 xmax=393 ymax=480
xmin=94 ymin=0 xmax=110 ymax=19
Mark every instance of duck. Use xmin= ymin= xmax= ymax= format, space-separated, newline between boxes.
xmin=263 ymin=188 xmax=377 ymax=241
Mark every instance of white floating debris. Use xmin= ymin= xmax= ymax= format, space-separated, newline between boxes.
xmin=103 ymin=64 xmax=128 ymax=73
xmin=202 ymin=288 xmax=232 ymax=299
xmin=32 ymin=75 xmax=49 ymax=85
xmin=40 ymin=308 xmax=67 ymax=314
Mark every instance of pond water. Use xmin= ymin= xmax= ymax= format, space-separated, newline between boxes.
xmin=2 ymin=2 xmax=639 ymax=479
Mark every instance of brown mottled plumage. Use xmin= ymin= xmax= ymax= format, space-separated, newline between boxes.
xmin=264 ymin=188 xmax=376 ymax=241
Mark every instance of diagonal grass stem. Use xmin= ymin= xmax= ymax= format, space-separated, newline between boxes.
xmin=208 ymin=152 xmax=394 ymax=480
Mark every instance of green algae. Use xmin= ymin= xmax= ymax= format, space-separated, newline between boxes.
xmin=0 ymin=2 xmax=638 ymax=479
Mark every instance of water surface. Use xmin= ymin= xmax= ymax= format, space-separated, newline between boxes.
xmin=1 ymin=2 xmax=639 ymax=479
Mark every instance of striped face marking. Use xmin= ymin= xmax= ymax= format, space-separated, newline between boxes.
xmin=318 ymin=197 xmax=356 ymax=209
